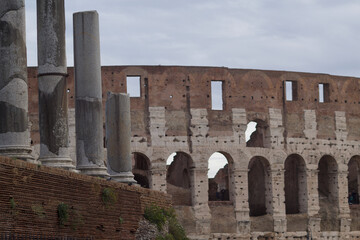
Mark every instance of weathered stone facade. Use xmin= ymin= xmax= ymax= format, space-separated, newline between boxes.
xmin=27 ymin=66 xmax=360 ymax=239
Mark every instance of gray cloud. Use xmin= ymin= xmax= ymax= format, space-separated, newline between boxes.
xmin=25 ymin=0 xmax=360 ymax=77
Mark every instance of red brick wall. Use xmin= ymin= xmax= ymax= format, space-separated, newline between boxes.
xmin=0 ymin=157 xmax=171 ymax=239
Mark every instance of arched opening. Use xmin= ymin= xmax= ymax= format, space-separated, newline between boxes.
xmin=284 ymin=154 xmax=308 ymax=231
xmin=348 ymin=156 xmax=360 ymax=231
xmin=208 ymin=152 xmax=237 ymax=233
xmin=208 ymin=152 xmax=230 ymax=202
xmin=246 ymin=120 xmax=271 ymax=148
xmin=166 ymin=152 xmax=193 ymax=206
xmin=132 ymin=153 xmax=150 ymax=188
xmin=318 ymin=155 xmax=339 ymax=231
xmin=248 ymin=156 xmax=272 ymax=216
xmin=248 ymin=156 xmax=273 ymax=232
xmin=284 ymin=154 xmax=307 ymax=214
xmin=348 ymin=156 xmax=360 ymax=205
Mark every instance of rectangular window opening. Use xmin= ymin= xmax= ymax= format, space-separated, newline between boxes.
xmin=126 ymin=76 xmax=141 ymax=97
xmin=319 ymin=83 xmax=329 ymax=103
xmin=211 ymin=81 xmax=223 ymax=110
xmin=285 ymin=80 xmax=298 ymax=101
xmin=285 ymin=81 xmax=293 ymax=101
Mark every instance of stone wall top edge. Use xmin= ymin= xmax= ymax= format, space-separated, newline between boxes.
xmin=0 ymin=156 xmax=170 ymax=198
xmin=27 ymin=65 xmax=359 ymax=79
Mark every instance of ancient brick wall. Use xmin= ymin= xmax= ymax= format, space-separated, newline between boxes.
xmin=0 ymin=156 xmax=171 ymax=239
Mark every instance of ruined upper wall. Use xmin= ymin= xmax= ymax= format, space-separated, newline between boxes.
xmin=27 ymin=66 xmax=360 ymax=145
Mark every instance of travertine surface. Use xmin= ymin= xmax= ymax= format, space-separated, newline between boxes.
xmin=73 ymin=11 xmax=107 ymax=177
xmin=0 ymin=0 xmax=32 ymax=161
xmin=36 ymin=0 xmax=73 ymax=170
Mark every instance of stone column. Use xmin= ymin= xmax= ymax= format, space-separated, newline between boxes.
xmin=106 ymin=92 xmax=136 ymax=183
xmin=36 ymin=0 xmax=74 ymax=170
xmin=337 ymin=165 xmax=351 ymax=232
xmin=149 ymin=149 xmax=167 ymax=192
xmin=231 ymin=168 xmax=251 ymax=234
xmin=270 ymin=164 xmax=287 ymax=233
xmin=73 ymin=11 xmax=107 ymax=177
xmin=0 ymin=0 xmax=33 ymax=161
xmin=306 ymin=165 xmax=321 ymax=237
xmin=190 ymin=162 xmax=211 ymax=236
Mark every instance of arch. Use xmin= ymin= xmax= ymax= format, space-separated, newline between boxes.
xmin=166 ymin=151 xmax=194 ymax=206
xmin=318 ymin=155 xmax=339 ymax=231
xmin=248 ymin=156 xmax=272 ymax=216
xmin=208 ymin=152 xmax=232 ymax=202
xmin=348 ymin=156 xmax=360 ymax=204
xmin=132 ymin=152 xmax=150 ymax=188
xmin=246 ymin=119 xmax=271 ymax=148
xmin=284 ymin=154 xmax=307 ymax=214
xmin=242 ymin=70 xmax=274 ymax=90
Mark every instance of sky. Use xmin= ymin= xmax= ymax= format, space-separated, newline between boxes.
xmin=24 ymin=1 xmax=359 ymax=176
xmin=25 ymin=0 xmax=360 ymax=77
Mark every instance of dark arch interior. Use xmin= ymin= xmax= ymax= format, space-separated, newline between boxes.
xmin=132 ymin=153 xmax=150 ymax=188
xmin=248 ymin=156 xmax=270 ymax=216
xmin=318 ymin=155 xmax=339 ymax=231
xmin=348 ymin=156 xmax=360 ymax=205
xmin=284 ymin=154 xmax=307 ymax=214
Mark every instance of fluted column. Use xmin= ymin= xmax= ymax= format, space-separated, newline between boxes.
xmin=0 ymin=0 xmax=33 ymax=161
xmin=36 ymin=0 xmax=74 ymax=170
xmin=73 ymin=11 xmax=107 ymax=177
xmin=106 ymin=92 xmax=136 ymax=183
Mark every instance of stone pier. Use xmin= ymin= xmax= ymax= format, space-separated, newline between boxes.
xmin=106 ymin=93 xmax=136 ymax=183
xmin=36 ymin=0 xmax=74 ymax=170
xmin=0 ymin=0 xmax=33 ymax=161
xmin=73 ymin=11 xmax=107 ymax=177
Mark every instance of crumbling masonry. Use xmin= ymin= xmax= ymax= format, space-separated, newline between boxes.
xmin=26 ymin=66 xmax=360 ymax=239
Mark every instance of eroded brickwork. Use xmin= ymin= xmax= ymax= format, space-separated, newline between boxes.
xmin=0 ymin=156 xmax=171 ymax=239
xmin=26 ymin=66 xmax=360 ymax=239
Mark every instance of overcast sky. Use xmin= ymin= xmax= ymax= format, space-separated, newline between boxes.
xmin=25 ymin=0 xmax=360 ymax=77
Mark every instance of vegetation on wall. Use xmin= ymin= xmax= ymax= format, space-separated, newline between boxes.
xmin=70 ymin=208 xmax=84 ymax=230
xmin=31 ymin=204 xmax=46 ymax=218
xmin=57 ymin=202 xmax=69 ymax=226
xmin=101 ymin=187 xmax=117 ymax=207
xmin=9 ymin=196 xmax=18 ymax=215
xmin=9 ymin=197 xmax=16 ymax=210
xmin=144 ymin=205 xmax=188 ymax=240
xmin=118 ymin=216 xmax=124 ymax=225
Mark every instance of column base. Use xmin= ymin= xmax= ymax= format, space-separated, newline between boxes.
xmin=39 ymin=156 xmax=76 ymax=171
xmin=235 ymin=210 xmax=250 ymax=234
xmin=193 ymin=204 xmax=211 ymax=235
xmin=273 ymin=216 xmax=287 ymax=233
xmin=308 ymin=217 xmax=321 ymax=238
xmin=109 ymin=171 xmax=137 ymax=184
xmin=237 ymin=220 xmax=250 ymax=234
xmin=77 ymin=165 xmax=109 ymax=178
xmin=0 ymin=146 xmax=34 ymax=162
xmin=340 ymin=217 xmax=351 ymax=232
